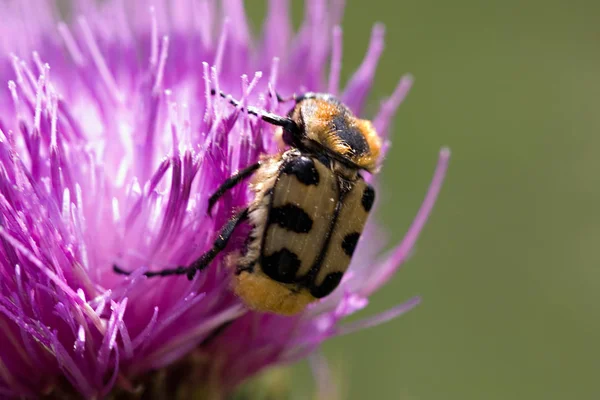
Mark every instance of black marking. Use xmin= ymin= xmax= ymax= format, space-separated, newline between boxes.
xmin=269 ymin=204 xmax=313 ymax=233
xmin=262 ymin=248 xmax=301 ymax=283
xmin=282 ymin=156 xmax=319 ymax=185
xmin=361 ymin=185 xmax=375 ymax=212
xmin=341 ymin=232 xmax=360 ymax=257
xmin=332 ymin=114 xmax=369 ymax=155
xmin=310 ymin=272 xmax=344 ymax=298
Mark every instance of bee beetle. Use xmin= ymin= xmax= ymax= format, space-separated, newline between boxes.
xmin=114 ymin=90 xmax=381 ymax=315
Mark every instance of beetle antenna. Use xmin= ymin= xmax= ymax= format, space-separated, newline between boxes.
xmin=268 ymin=90 xmax=296 ymax=103
xmin=210 ymin=89 xmax=300 ymax=135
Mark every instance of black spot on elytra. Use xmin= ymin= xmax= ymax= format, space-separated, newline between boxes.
xmin=283 ymin=156 xmax=319 ymax=185
xmin=261 ymin=248 xmax=301 ymax=283
xmin=341 ymin=232 xmax=360 ymax=257
xmin=332 ymin=114 xmax=369 ymax=155
xmin=310 ymin=272 xmax=344 ymax=298
xmin=269 ymin=204 xmax=313 ymax=233
xmin=361 ymin=185 xmax=375 ymax=212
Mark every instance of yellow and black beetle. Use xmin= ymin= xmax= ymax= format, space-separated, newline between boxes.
xmin=115 ymin=90 xmax=382 ymax=315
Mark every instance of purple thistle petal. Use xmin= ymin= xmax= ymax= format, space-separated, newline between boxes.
xmin=77 ymin=17 xmax=122 ymax=103
xmin=361 ymin=148 xmax=451 ymax=296
xmin=342 ymin=23 xmax=386 ymax=114
xmin=375 ymin=74 xmax=414 ymax=142
xmin=335 ymin=296 xmax=422 ymax=337
xmin=131 ymin=305 xmax=158 ymax=352
xmin=309 ymin=350 xmax=340 ymax=400
xmin=328 ymin=26 xmax=343 ymax=96
xmin=262 ymin=0 xmax=292 ymax=68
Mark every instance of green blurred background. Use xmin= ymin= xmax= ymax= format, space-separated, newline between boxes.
xmin=245 ymin=1 xmax=600 ymax=399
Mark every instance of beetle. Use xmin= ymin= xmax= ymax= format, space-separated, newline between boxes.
xmin=114 ymin=90 xmax=381 ymax=315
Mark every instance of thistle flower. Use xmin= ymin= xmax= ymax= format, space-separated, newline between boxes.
xmin=0 ymin=1 xmax=449 ymax=398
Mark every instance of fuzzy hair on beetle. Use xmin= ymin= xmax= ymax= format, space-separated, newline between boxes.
xmin=114 ymin=89 xmax=382 ymax=315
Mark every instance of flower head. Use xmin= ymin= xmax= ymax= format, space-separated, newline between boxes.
xmin=0 ymin=0 xmax=449 ymax=398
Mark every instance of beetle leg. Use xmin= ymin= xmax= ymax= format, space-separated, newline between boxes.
xmin=113 ymin=208 xmax=249 ymax=280
xmin=207 ymin=162 xmax=261 ymax=216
